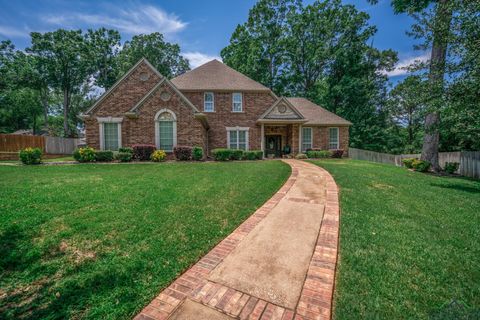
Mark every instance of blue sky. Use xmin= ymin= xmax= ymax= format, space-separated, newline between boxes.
xmin=0 ymin=0 xmax=428 ymax=79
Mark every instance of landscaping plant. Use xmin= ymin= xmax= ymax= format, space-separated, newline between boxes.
xmin=192 ymin=146 xmax=203 ymax=161
xmin=73 ymin=147 xmax=95 ymax=163
xmin=94 ymin=150 xmax=114 ymax=162
xmin=295 ymin=153 xmax=308 ymax=159
xmin=230 ymin=149 xmax=244 ymax=160
xmin=331 ymin=149 xmax=344 ymax=158
xmin=115 ymin=152 xmax=133 ymax=162
xmin=412 ymin=159 xmax=431 ymax=172
xmin=151 ymin=150 xmax=167 ymax=162
xmin=402 ymin=158 xmax=416 ymax=169
xmin=118 ymin=147 xmax=133 ymax=154
xmin=212 ymin=148 xmax=232 ymax=161
xmin=132 ymin=144 xmax=156 ymax=161
xmin=173 ymin=146 xmax=192 ymax=161
xmin=444 ymin=162 xmax=459 ymax=174
xmin=19 ymin=147 xmax=42 ymax=165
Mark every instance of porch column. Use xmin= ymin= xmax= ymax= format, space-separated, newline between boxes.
xmin=260 ymin=123 xmax=265 ymax=152
xmin=298 ymin=124 xmax=302 ymax=153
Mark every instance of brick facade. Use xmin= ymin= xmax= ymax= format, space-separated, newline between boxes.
xmin=84 ymin=59 xmax=350 ymax=157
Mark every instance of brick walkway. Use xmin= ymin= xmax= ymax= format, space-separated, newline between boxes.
xmin=134 ymin=160 xmax=340 ymax=320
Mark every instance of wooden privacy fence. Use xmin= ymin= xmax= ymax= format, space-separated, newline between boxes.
xmin=349 ymin=147 xmax=480 ymax=179
xmin=0 ymin=134 xmax=80 ymax=155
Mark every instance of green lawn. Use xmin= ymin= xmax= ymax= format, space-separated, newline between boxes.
xmin=0 ymin=161 xmax=290 ymax=319
xmin=310 ymin=159 xmax=480 ymax=319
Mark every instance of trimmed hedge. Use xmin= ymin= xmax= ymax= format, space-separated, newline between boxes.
xmin=243 ymin=150 xmax=263 ymax=160
xmin=412 ymin=159 xmax=431 ymax=172
xmin=230 ymin=149 xmax=244 ymax=160
xmin=115 ymin=152 xmax=133 ymax=162
xmin=174 ymin=146 xmax=192 ymax=161
xmin=212 ymin=148 xmax=232 ymax=161
xmin=19 ymin=147 xmax=42 ymax=165
xmin=132 ymin=144 xmax=156 ymax=161
xmin=331 ymin=149 xmax=344 ymax=158
xmin=73 ymin=147 xmax=95 ymax=163
xmin=118 ymin=147 xmax=133 ymax=154
xmin=306 ymin=150 xmax=331 ymax=159
xmin=94 ymin=150 xmax=114 ymax=162
xmin=192 ymin=146 xmax=203 ymax=161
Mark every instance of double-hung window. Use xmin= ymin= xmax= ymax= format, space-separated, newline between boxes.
xmin=98 ymin=117 xmax=122 ymax=151
xmin=204 ymin=92 xmax=214 ymax=112
xmin=232 ymin=93 xmax=243 ymax=112
xmin=227 ymin=128 xmax=248 ymax=150
xmin=301 ymin=127 xmax=312 ymax=152
xmin=329 ymin=127 xmax=339 ymax=149
xmin=155 ymin=110 xmax=177 ymax=152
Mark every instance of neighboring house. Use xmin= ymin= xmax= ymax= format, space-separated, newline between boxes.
xmin=81 ymin=58 xmax=351 ymax=157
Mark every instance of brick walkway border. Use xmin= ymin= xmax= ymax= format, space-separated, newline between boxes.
xmin=134 ymin=160 xmax=340 ymax=320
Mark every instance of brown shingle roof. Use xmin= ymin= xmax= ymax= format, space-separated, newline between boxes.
xmin=286 ymin=97 xmax=352 ymax=126
xmin=171 ymin=59 xmax=271 ymax=92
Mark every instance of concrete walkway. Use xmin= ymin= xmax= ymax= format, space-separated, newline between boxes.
xmin=135 ymin=160 xmax=340 ymax=320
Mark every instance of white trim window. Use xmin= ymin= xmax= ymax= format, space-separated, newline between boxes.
xmin=329 ymin=127 xmax=339 ymax=149
xmin=227 ymin=127 xmax=249 ymax=150
xmin=98 ymin=117 xmax=122 ymax=151
xmin=301 ymin=127 xmax=312 ymax=152
xmin=204 ymin=92 xmax=214 ymax=112
xmin=232 ymin=93 xmax=243 ymax=112
xmin=155 ymin=109 xmax=177 ymax=152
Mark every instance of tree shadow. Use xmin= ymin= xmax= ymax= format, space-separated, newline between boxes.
xmin=430 ymin=182 xmax=480 ymax=194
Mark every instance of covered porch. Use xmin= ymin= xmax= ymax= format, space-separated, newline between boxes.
xmin=259 ymin=122 xmax=305 ymax=158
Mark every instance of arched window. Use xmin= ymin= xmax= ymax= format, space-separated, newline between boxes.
xmin=155 ymin=109 xmax=177 ymax=152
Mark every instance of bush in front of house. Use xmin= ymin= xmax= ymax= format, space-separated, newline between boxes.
xmin=94 ymin=150 xmax=114 ymax=162
xmin=243 ymin=150 xmax=262 ymax=160
xmin=230 ymin=149 xmax=244 ymax=160
xmin=132 ymin=144 xmax=156 ymax=161
xmin=192 ymin=146 xmax=203 ymax=161
xmin=412 ymin=159 xmax=431 ymax=172
xmin=115 ymin=152 xmax=133 ymax=162
xmin=306 ymin=150 xmax=331 ymax=159
xmin=444 ymin=162 xmax=459 ymax=174
xmin=151 ymin=150 xmax=167 ymax=162
xmin=402 ymin=158 xmax=416 ymax=169
xmin=73 ymin=147 xmax=96 ymax=163
xmin=118 ymin=147 xmax=133 ymax=154
xmin=174 ymin=146 xmax=193 ymax=161
xmin=251 ymin=150 xmax=263 ymax=160
xmin=19 ymin=147 xmax=42 ymax=165
xmin=295 ymin=153 xmax=308 ymax=159
xmin=330 ymin=149 xmax=344 ymax=158
xmin=212 ymin=148 xmax=232 ymax=161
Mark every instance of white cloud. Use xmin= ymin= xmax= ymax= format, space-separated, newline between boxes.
xmin=384 ymin=53 xmax=430 ymax=77
xmin=0 ymin=25 xmax=30 ymax=38
xmin=183 ymin=52 xmax=221 ymax=68
xmin=43 ymin=5 xmax=186 ymax=36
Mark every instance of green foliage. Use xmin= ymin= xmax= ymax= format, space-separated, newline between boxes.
xmin=243 ymin=150 xmax=263 ymax=160
xmin=118 ymin=147 xmax=133 ymax=154
xmin=192 ymin=146 xmax=203 ymax=161
xmin=412 ymin=159 xmax=431 ymax=172
xmin=306 ymin=150 xmax=331 ymax=159
xmin=73 ymin=147 xmax=95 ymax=163
xmin=295 ymin=153 xmax=308 ymax=159
xmin=115 ymin=152 xmax=132 ymax=162
xmin=402 ymin=157 xmax=416 ymax=169
xmin=151 ymin=150 xmax=167 ymax=162
xmin=230 ymin=149 xmax=244 ymax=160
xmin=19 ymin=147 xmax=42 ymax=165
xmin=444 ymin=162 xmax=459 ymax=174
xmin=94 ymin=150 xmax=114 ymax=162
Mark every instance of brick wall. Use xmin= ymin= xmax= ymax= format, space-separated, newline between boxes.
xmin=309 ymin=125 xmax=349 ymax=154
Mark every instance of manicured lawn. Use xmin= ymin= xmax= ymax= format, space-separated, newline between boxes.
xmin=310 ymin=159 xmax=480 ymax=319
xmin=0 ymin=161 xmax=290 ymax=319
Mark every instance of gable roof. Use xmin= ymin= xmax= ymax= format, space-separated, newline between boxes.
xmin=258 ymin=97 xmax=306 ymax=123
xmin=171 ymin=59 xmax=271 ymax=92
xmin=286 ymin=98 xmax=352 ymax=126
xmin=83 ymin=58 xmax=163 ymax=116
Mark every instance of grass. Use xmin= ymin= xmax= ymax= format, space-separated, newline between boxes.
xmin=309 ymin=159 xmax=480 ymax=319
xmin=0 ymin=156 xmax=75 ymax=164
xmin=0 ymin=161 xmax=290 ymax=319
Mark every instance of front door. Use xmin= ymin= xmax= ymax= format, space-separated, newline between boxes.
xmin=265 ymin=135 xmax=282 ymax=157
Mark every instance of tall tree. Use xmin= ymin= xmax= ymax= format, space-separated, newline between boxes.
xmin=28 ymin=30 xmax=91 ymax=137
xmin=117 ymin=33 xmax=189 ymax=79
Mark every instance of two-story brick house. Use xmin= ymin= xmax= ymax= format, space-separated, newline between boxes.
xmin=81 ymin=58 xmax=351 ymax=157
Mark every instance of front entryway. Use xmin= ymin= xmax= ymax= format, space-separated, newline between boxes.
xmin=265 ymin=135 xmax=282 ymax=158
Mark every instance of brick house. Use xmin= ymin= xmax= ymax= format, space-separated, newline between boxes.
xmin=81 ymin=58 xmax=351 ymax=157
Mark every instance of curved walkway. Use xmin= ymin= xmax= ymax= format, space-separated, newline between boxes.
xmin=135 ymin=160 xmax=340 ymax=320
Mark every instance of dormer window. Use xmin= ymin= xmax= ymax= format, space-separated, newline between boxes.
xmin=232 ymin=93 xmax=243 ymax=112
xmin=204 ymin=92 xmax=214 ymax=112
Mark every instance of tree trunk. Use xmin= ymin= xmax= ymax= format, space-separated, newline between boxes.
xmin=41 ymin=87 xmax=49 ymax=130
xmin=420 ymin=0 xmax=453 ymax=171
xmin=63 ymin=89 xmax=70 ymax=137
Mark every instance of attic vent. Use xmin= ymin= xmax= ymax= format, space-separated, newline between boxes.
xmin=160 ymin=91 xmax=171 ymax=101
xmin=139 ymin=72 xmax=150 ymax=81
xmin=278 ymin=104 xmax=287 ymax=113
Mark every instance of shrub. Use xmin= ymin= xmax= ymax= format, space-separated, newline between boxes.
xmin=151 ymin=150 xmax=167 ymax=162
xmin=94 ymin=150 xmax=114 ymax=162
xmin=132 ymin=144 xmax=156 ymax=161
xmin=412 ymin=159 xmax=431 ymax=172
xmin=306 ymin=150 xmax=331 ymax=159
xmin=402 ymin=158 xmax=416 ymax=169
xmin=295 ymin=153 xmax=307 ymax=159
xmin=118 ymin=147 xmax=133 ymax=154
xmin=174 ymin=146 xmax=193 ymax=161
xmin=212 ymin=148 xmax=232 ymax=161
xmin=73 ymin=147 xmax=95 ymax=163
xmin=230 ymin=149 xmax=244 ymax=160
xmin=331 ymin=149 xmax=344 ymax=158
xmin=192 ymin=146 xmax=203 ymax=161
xmin=243 ymin=151 xmax=257 ymax=160
xmin=115 ymin=152 xmax=132 ymax=162
xmin=252 ymin=150 xmax=263 ymax=160
xmin=444 ymin=162 xmax=459 ymax=174
xmin=19 ymin=147 xmax=42 ymax=165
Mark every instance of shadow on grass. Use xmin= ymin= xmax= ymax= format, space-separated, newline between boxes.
xmin=430 ymin=182 xmax=480 ymax=194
